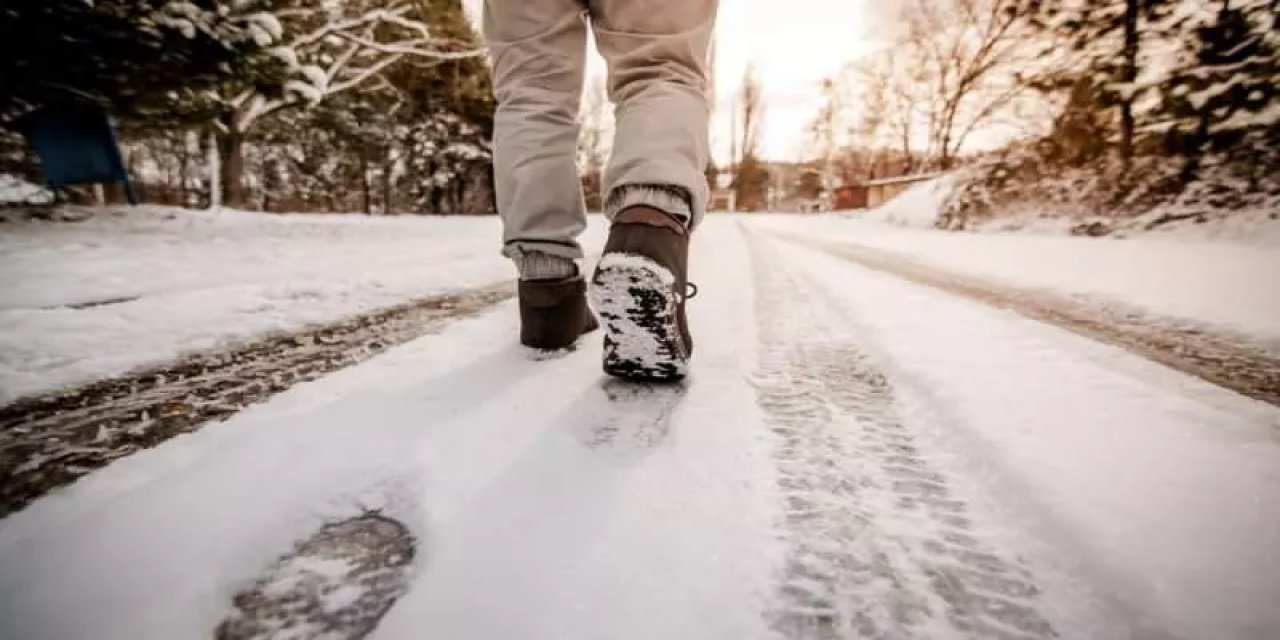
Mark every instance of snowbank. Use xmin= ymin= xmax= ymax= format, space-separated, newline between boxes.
xmin=0 ymin=174 xmax=54 ymax=208
xmin=856 ymin=171 xmax=1280 ymax=246
xmin=0 ymin=205 xmax=607 ymax=402
xmin=968 ymin=202 xmax=1280 ymax=246
xmin=857 ymin=175 xmax=955 ymax=229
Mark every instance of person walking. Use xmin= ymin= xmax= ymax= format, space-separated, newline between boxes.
xmin=484 ymin=0 xmax=717 ymax=381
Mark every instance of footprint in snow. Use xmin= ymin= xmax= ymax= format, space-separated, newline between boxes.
xmin=216 ymin=514 xmax=415 ymax=640
xmin=575 ymin=377 xmax=688 ymax=453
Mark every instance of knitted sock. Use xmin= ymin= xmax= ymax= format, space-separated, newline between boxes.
xmin=517 ymin=251 xmax=578 ymax=281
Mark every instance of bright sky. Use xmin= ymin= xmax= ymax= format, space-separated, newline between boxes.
xmin=463 ymin=0 xmax=882 ymax=162
xmin=709 ymin=0 xmax=879 ymax=162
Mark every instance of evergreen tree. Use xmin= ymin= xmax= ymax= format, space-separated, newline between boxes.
xmin=1024 ymin=0 xmax=1176 ymax=168
xmin=1154 ymin=0 xmax=1279 ymax=178
xmin=204 ymin=0 xmax=485 ymax=207
xmin=0 ymin=0 xmax=282 ymax=123
xmin=242 ymin=0 xmax=494 ymax=214
xmin=381 ymin=0 xmax=495 ymax=213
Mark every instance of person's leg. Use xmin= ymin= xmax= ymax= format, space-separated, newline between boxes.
xmin=485 ymin=0 xmax=599 ymax=349
xmin=588 ymin=0 xmax=717 ymax=228
xmin=484 ymin=0 xmax=589 ymax=280
xmin=586 ymin=0 xmax=717 ymax=381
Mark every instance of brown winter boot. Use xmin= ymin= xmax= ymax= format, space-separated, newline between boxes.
xmin=519 ymin=276 xmax=599 ymax=350
xmin=590 ymin=205 xmax=695 ymax=381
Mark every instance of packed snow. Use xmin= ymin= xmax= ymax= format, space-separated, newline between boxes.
xmin=6 ymin=192 xmax=1273 ymax=406
xmin=0 ymin=205 xmax=606 ymax=402
xmin=1 ymin=217 xmax=1277 ymax=640
xmin=765 ymin=236 xmax=1280 ymax=640
xmin=0 ymin=222 xmax=780 ymax=639
xmin=758 ymin=215 xmax=1280 ymax=349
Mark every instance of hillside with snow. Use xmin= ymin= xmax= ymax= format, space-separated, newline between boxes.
xmin=854 ymin=174 xmax=1280 ymax=247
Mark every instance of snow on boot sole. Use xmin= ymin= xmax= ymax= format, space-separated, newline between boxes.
xmin=591 ymin=254 xmax=689 ymax=382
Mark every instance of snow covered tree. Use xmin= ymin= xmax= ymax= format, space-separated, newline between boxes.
xmin=0 ymin=0 xmax=282 ymax=122
xmin=230 ymin=0 xmax=492 ymax=214
xmin=1019 ymin=0 xmax=1185 ymax=169
xmin=944 ymin=0 xmax=1280 ymax=227
xmin=207 ymin=0 xmax=484 ymax=207
xmin=1015 ymin=0 xmax=1278 ymax=174
xmin=1152 ymin=0 xmax=1279 ymax=179
xmin=379 ymin=0 xmax=494 ymax=214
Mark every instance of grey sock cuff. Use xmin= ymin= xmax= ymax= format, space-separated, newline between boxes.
xmin=606 ymin=183 xmax=693 ymax=225
xmin=517 ymin=251 xmax=578 ymax=281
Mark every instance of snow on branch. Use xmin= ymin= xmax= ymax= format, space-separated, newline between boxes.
xmin=231 ymin=1 xmax=485 ymax=132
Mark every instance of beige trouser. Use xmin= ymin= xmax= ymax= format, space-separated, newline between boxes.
xmin=484 ymin=0 xmax=717 ymax=264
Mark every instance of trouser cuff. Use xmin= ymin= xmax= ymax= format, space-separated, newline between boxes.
xmin=605 ymin=183 xmax=693 ymax=226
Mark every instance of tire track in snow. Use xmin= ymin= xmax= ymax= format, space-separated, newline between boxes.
xmin=0 ymin=282 xmax=514 ymax=517
xmin=770 ymin=230 xmax=1280 ymax=410
xmin=746 ymin=228 xmax=1057 ymax=640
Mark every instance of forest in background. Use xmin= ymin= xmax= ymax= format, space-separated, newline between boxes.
xmin=3 ymin=0 xmax=1277 ymax=224
xmin=1 ymin=0 xmax=494 ymax=215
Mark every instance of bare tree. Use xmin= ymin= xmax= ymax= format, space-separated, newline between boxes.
xmin=576 ymin=75 xmax=612 ymax=210
xmin=732 ymin=64 xmax=770 ymax=211
xmin=808 ymin=75 xmax=877 ymax=196
xmin=854 ymin=53 xmax=924 ymax=174
xmin=736 ymin=63 xmax=765 ymax=164
xmin=807 ymin=78 xmax=841 ymax=195
xmin=899 ymin=0 xmax=1035 ymax=169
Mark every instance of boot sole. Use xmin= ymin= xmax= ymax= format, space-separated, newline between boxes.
xmin=590 ymin=254 xmax=689 ymax=382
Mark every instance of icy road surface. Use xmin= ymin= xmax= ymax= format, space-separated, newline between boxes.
xmin=2 ymin=218 xmax=1278 ymax=640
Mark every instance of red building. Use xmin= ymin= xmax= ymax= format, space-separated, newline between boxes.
xmin=832 ymin=184 xmax=869 ymax=210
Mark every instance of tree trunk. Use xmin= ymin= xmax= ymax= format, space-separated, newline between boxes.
xmin=361 ymin=152 xmax=372 ymax=215
xmin=1119 ymin=0 xmax=1140 ymax=171
xmin=179 ymin=131 xmax=194 ymax=207
xmin=218 ymin=129 xmax=245 ymax=208
xmin=207 ymin=130 xmax=221 ymax=209
xmin=900 ymin=122 xmax=913 ymax=174
xmin=125 ymin=146 xmax=140 ymax=204
xmin=1181 ymin=112 xmax=1212 ymax=182
xmin=939 ymin=100 xmax=960 ymax=171
xmin=383 ymin=158 xmax=394 ymax=214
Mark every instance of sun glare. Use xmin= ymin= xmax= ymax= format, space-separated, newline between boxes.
xmin=463 ymin=0 xmax=879 ymax=162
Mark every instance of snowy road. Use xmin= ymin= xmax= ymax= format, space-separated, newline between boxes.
xmin=2 ymin=218 xmax=1279 ymax=639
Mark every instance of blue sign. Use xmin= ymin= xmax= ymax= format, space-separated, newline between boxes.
xmin=18 ymin=106 xmax=138 ymax=204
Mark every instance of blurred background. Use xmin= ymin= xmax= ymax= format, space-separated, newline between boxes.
xmin=3 ymin=0 xmax=1276 ymax=225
